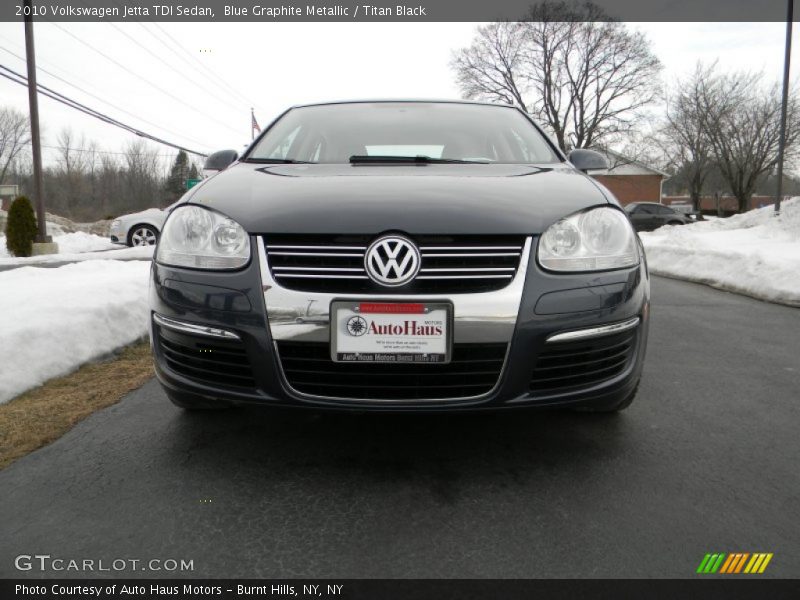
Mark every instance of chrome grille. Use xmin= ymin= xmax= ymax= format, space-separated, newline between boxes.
xmin=264 ymin=234 xmax=526 ymax=294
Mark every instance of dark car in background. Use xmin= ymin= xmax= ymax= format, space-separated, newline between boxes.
xmin=149 ymin=100 xmax=650 ymax=413
xmin=625 ymin=202 xmax=694 ymax=232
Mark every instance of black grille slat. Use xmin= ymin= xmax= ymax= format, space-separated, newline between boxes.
xmin=536 ymin=338 xmax=633 ymax=360
xmin=278 ymin=341 xmax=506 ymax=400
xmin=531 ymin=358 xmax=630 ymax=384
xmin=157 ymin=327 xmax=256 ymax=390
xmin=533 ymin=345 xmax=632 ymax=371
xmin=530 ymin=330 xmax=637 ymax=396
xmin=160 ymin=338 xmax=249 ymax=366
xmin=265 ymin=235 xmax=525 ymax=294
xmin=160 ymin=350 xmax=253 ymax=381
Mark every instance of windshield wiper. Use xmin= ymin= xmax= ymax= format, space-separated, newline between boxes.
xmin=349 ymin=155 xmax=489 ymax=164
xmin=244 ymin=158 xmax=315 ymax=164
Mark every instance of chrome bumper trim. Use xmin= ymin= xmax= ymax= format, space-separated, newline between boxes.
xmin=152 ymin=313 xmax=241 ymax=340
xmin=256 ymin=236 xmax=533 ymax=344
xmin=546 ymin=316 xmax=640 ymax=344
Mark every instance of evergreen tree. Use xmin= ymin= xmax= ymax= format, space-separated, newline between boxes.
xmin=5 ymin=195 xmax=38 ymax=257
xmin=165 ymin=150 xmax=189 ymax=203
xmin=188 ymin=163 xmax=199 ymax=180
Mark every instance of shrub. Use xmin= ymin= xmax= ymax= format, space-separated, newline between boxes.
xmin=5 ymin=196 xmax=38 ymax=257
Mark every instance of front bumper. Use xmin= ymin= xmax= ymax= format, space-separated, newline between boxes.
xmin=149 ymin=236 xmax=650 ymax=411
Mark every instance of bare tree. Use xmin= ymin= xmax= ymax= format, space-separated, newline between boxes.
xmin=451 ymin=1 xmax=662 ymax=152
xmin=54 ymin=128 xmax=93 ymax=217
xmin=123 ymin=139 xmax=162 ymax=211
xmin=698 ymin=71 xmax=800 ymax=213
xmin=452 ymin=22 xmax=531 ymax=110
xmin=662 ymin=63 xmax=716 ymax=212
xmin=0 ymin=107 xmax=31 ymax=185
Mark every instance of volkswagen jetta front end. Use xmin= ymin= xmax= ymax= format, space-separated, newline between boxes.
xmin=149 ymin=101 xmax=649 ymax=411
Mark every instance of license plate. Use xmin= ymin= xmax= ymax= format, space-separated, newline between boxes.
xmin=331 ymin=301 xmax=452 ymax=363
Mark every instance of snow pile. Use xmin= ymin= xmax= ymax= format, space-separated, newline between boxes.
xmin=48 ymin=231 xmax=117 ymax=254
xmin=1 ymin=208 xmax=120 ymax=262
xmin=0 ymin=260 xmax=152 ymax=404
xmin=0 ymin=242 xmax=152 ymax=266
xmin=0 ymin=230 xmax=117 ymax=259
xmin=640 ymin=198 xmax=800 ymax=306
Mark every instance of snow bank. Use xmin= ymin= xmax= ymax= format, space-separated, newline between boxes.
xmin=0 ymin=243 xmax=155 ymax=266
xmin=1 ymin=209 xmax=116 ymax=261
xmin=0 ymin=260 xmax=152 ymax=404
xmin=640 ymin=198 xmax=800 ymax=306
xmin=0 ymin=231 xmax=118 ymax=259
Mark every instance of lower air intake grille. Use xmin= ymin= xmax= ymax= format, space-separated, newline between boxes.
xmin=157 ymin=326 xmax=255 ymax=390
xmin=277 ymin=342 xmax=507 ymax=400
xmin=530 ymin=329 xmax=637 ymax=396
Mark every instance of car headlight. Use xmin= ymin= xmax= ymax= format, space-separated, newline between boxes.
xmin=156 ymin=205 xmax=250 ymax=269
xmin=538 ymin=206 xmax=639 ymax=272
xmin=110 ymin=219 xmax=121 ymax=229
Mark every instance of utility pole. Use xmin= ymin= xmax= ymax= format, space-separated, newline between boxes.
xmin=775 ymin=0 xmax=793 ymax=216
xmin=23 ymin=0 xmax=51 ymax=243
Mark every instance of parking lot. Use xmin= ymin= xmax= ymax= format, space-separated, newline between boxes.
xmin=1 ymin=276 xmax=798 ymax=578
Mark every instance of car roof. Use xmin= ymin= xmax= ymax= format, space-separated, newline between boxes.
xmin=290 ymin=99 xmax=517 ymax=110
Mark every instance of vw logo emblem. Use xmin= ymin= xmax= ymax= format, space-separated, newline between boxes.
xmin=365 ymin=235 xmax=421 ymax=286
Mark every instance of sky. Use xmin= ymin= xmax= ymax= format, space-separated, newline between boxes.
xmin=0 ymin=21 xmax=796 ymax=168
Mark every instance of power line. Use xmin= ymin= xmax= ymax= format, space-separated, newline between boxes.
xmin=49 ymin=22 xmax=244 ymax=138
xmin=135 ymin=23 xmax=252 ymax=112
xmin=0 ymin=64 xmax=209 ymax=157
xmin=0 ymin=41 xmax=211 ymax=150
xmin=22 ymin=140 xmax=193 ymax=158
xmin=98 ymin=0 xmax=260 ymax=111
xmin=148 ymin=22 xmax=266 ymax=113
xmin=105 ymin=21 xmax=249 ymax=114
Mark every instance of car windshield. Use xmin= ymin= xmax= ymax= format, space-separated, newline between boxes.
xmin=246 ymin=102 xmax=561 ymax=164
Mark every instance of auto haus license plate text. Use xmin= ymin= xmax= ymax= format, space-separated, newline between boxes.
xmin=333 ymin=302 xmax=449 ymax=363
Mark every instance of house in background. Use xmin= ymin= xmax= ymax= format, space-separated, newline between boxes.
xmin=587 ymin=148 xmax=669 ymax=206
xmin=0 ymin=184 xmax=19 ymax=211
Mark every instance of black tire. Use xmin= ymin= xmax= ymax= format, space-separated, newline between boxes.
xmin=165 ymin=388 xmax=232 ymax=411
xmin=127 ymin=224 xmax=159 ymax=247
xmin=666 ymin=220 xmax=683 ymax=226
xmin=573 ymin=382 xmax=639 ymax=413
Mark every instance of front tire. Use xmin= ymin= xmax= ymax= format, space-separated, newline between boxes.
xmin=128 ymin=224 xmax=159 ymax=247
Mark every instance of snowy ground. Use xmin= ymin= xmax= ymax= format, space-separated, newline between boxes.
xmin=640 ymin=198 xmax=800 ymax=307
xmin=0 ymin=221 xmax=154 ymax=266
xmin=0 ymin=236 xmax=153 ymax=266
xmin=0 ymin=260 xmax=152 ymax=405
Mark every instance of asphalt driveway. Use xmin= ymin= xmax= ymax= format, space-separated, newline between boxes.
xmin=1 ymin=276 xmax=798 ymax=578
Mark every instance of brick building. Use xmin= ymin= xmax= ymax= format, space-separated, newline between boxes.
xmin=588 ymin=149 xmax=668 ymax=206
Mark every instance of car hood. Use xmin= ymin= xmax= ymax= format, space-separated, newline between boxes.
xmin=187 ymin=162 xmax=610 ymax=235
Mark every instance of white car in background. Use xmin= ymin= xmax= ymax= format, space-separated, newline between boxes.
xmin=109 ymin=202 xmax=180 ymax=246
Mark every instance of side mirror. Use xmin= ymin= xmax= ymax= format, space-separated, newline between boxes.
xmin=568 ymin=149 xmax=608 ymax=173
xmin=203 ymin=149 xmax=239 ymax=174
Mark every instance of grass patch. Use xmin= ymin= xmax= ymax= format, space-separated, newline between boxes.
xmin=0 ymin=341 xmax=153 ymax=470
